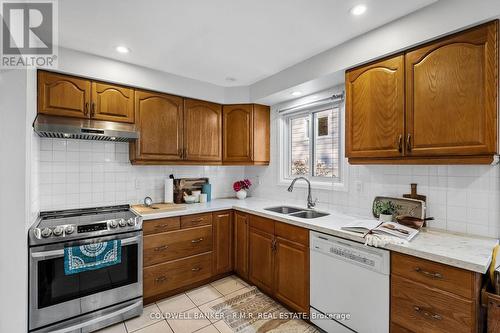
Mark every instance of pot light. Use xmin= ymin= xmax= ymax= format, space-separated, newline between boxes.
xmin=225 ymin=77 xmax=237 ymax=82
xmin=350 ymin=4 xmax=367 ymax=16
xmin=291 ymin=91 xmax=302 ymax=96
xmin=115 ymin=46 xmax=130 ymax=54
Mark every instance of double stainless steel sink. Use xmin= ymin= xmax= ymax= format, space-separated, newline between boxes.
xmin=264 ymin=206 xmax=329 ymax=219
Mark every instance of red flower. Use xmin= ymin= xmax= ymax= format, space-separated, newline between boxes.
xmin=233 ymin=179 xmax=252 ymax=192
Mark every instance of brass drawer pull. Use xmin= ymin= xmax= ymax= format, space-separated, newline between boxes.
xmin=154 ymin=224 xmax=169 ymax=229
xmin=191 ymin=267 xmax=201 ymax=272
xmin=191 ymin=238 xmax=204 ymax=243
xmin=415 ymin=267 xmax=443 ymax=279
xmin=154 ymin=245 xmax=168 ymax=251
xmin=406 ymin=134 xmax=412 ymax=152
xmin=398 ymin=134 xmax=403 ymax=153
xmin=190 ymin=218 xmax=204 ymax=223
xmin=84 ymin=102 xmax=89 ymax=116
xmin=155 ymin=276 xmax=167 ymax=283
xmin=414 ymin=306 xmax=442 ymax=320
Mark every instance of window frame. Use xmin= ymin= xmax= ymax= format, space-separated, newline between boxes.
xmin=278 ymin=97 xmax=348 ymax=191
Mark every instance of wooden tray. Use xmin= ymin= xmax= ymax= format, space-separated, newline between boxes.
xmin=132 ymin=203 xmax=187 ymax=215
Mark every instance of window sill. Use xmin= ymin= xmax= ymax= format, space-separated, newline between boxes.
xmin=277 ymin=178 xmax=347 ymax=192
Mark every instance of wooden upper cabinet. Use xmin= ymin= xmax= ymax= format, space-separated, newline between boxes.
xmin=38 ymin=71 xmax=91 ymax=119
xmin=184 ymin=99 xmax=222 ymax=161
xmin=405 ymin=21 xmax=498 ymax=157
xmin=223 ymin=104 xmax=270 ymax=165
xmin=131 ymin=90 xmax=183 ymax=161
xmin=91 ymin=82 xmax=135 ymax=123
xmin=346 ymin=54 xmax=405 ymax=159
xmin=223 ymin=104 xmax=253 ymax=162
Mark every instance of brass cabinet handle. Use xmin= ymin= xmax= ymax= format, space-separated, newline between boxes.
xmin=398 ymin=134 xmax=403 ymax=153
xmin=190 ymin=218 xmax=204 ymax=223
xmin=84 ymin=102 xmax=89 ymax=116
xmin=415 ymin=267 xmax=443 ymax=279
xmin=178 ymin=148 xmax=183 ymax=158
xmin=155 ymin=275 xmax=167 ymax=283
xmin=414 ymin=306 xmax=442 ymax=320
xmin=406 ymin=134 xmax=412 ymax=152
xmin=183 ymin=148 xmax=187 ymax=159
xmin=191 ymin=267 xmax=201 ymax=272
xmin=154 ymin=245 xmax=168 ymax=252
xmin=154 ymin=224 xmax=169 ymax=230
xmin=271 ymin=238 xmax=277 ymax=251
xmin=90 ymin=102 xmax=96 ymax=117
xmin=191 ymin=238 xmax=204 ymax=243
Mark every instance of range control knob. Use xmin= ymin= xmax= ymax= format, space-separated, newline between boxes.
xmin=118 ymin=219 xmax=127 ymax=227
xmin=41 ymin=228 xmax=52 ymax=238
xmin=53 ymin=226 xmax=64 ymax=236
xmin=127 ymin=218 xmax=135 ymax=226
xmin=109 ymin=220 xmax=118 ymax=228
xmin=65 ymin=225 xmax=75 ymax=234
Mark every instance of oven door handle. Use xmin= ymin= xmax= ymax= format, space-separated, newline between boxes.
xmin=31 ymin=235 xmax=141 ymax=260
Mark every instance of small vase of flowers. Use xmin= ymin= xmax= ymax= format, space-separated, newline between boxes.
xmin=233 ymin=179 xmax=252 ymax=200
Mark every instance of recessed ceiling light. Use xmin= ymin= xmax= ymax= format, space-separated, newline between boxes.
xmin=350 ymin=4 xmax=367 ymax=16
xmin=225 ymin=77 xmax=237 ymax=82
xmin=291 ymin=91 xmax=302 ymax=96
xmin=115 ymin=46 xmax=130 ymax=54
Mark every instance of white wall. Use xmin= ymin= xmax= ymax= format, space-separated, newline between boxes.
xmin=245 ymin=86 xmax=500 ymax=239
xmin=0 ymin=70 xmax=29 ymax=333
xmin=37 ymin=139 xmax=245 ymax=211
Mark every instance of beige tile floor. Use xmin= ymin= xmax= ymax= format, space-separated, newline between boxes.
xmin=97 ymin=275 xmax=251 ymax=333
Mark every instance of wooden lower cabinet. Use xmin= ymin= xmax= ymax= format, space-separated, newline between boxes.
xmin=248 ymin=227 xmax=275 ymax=295
xmin=213 ymin=211 xmax=233 ymax=275
xmin=234 ymin=211 xmax=249 ymax=279
xmin=144 ymin=252 xmax=212 ymax=300
xmin=391 ymin=253 xmax=482 ymax=333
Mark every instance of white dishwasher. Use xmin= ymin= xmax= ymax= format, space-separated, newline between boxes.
xmin=310 ymin=231 xmax=390 ymax=333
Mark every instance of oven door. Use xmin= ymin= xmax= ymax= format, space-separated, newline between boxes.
xmin=29 ymin=231 xmax=143 ymax=331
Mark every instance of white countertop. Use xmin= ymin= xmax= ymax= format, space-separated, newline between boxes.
xmin=133 ymin=197 xmax=498 ymax=274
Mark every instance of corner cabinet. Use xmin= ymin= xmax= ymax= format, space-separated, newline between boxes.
xmin=346 ymin=20 xmax=499 ymax=165
xmin=130 ymin=90 xmax=184 ymax=162
xmin=223 ymin=104 xmax=270 ymax=165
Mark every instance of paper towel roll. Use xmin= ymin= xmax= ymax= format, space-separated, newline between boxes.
xmin=164 ymin=179 xmax=174 ymax=203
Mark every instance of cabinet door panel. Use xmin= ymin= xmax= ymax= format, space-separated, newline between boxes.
xmin=248 ymin=228 xmax=274 ymax=295
xmin=346 ymin=55 xmax=405 ymax=158
xmin=223 ymin=105 xmax=253 ymax=162
xmin=274 ymin=237 xmax=309 ymax=313
xmin=234 ymin=212 xmax=249 ymax=279
xmin=131 ymin=91 xmax=183 ymax=161
xmin=184 ymin=99 xmax=222 ymax=161
xmin=38 ymin=71 xmax=91 ymax=119
xmin=253 ymin=104 xmax=270 ymax=163
xmin=213 ymin=211 xmax=233 ymax=275
xmin=91 ymin=82 xmax=134 ymax=123
xmin=406 ymin=21 xmax=498 ymax=156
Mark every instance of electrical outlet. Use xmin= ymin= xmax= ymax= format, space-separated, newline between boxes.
xmin=355 ymin=180 xmax=363 ymax=193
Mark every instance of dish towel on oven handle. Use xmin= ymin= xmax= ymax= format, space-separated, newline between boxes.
xmin=64 ymin=240 xmax=121 ymax=275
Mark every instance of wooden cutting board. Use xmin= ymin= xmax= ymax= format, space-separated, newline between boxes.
xmin=131 ymin=203 xmax=187 ymax=215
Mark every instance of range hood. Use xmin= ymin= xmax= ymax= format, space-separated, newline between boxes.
xmin=33 ymin=115 xmax=138 ymax=142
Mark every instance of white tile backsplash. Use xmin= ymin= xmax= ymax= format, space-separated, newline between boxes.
xmin=37 ymin=138 xmax=245 ymax=211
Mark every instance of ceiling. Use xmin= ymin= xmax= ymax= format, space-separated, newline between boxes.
xmin=59 ymin=0 xmax=437 ymax=87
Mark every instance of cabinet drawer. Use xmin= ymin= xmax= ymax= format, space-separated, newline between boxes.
xmin=181 ymin=213 xmax=212 ymax=229
xmin=275 ymin=221 xmax=308 ymax=246
xmin=143 ymin=217 xmax=180 ymax=235
xmin=144 ymin=225 xmax=212 ymax=266
xmin=392 ymin=252 xmax=476 ymax=299
xmin=249 ymin=214 xmax=275 ymax=234
xmin=144 ymin=252 xmax=212 ymax=299
xmin=391 ymin=275 xmax=475 ymax=333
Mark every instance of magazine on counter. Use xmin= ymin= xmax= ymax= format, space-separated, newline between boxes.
xmin=341 ymin=220 xmax=419 ymax=241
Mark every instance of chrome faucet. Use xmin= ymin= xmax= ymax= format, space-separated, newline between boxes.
xmin=287 ymin=177 xmax=317 ymax=209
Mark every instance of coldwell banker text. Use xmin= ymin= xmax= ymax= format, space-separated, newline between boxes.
xmin=1 ymin=0 xmax=58 ymax=68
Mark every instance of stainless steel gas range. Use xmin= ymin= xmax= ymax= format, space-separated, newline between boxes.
xmin=28 ymin=205 xmax=143 ymax=333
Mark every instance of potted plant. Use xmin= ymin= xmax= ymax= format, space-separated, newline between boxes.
xmin=233 ymin=179 xmax=252 ymax=200
xmin=374 ymin=200 xmax=400 ymax=222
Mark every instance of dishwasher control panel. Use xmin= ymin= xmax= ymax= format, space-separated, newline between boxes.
xmin=310 ymin=231 xmax=390 ymax=274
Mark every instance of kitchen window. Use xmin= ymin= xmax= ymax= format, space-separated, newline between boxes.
xmin=279 ymin=93 xmax=345 ymax=190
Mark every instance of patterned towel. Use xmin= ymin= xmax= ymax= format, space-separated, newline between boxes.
xmin=64 ymin=240 xmax=121 ymax=275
